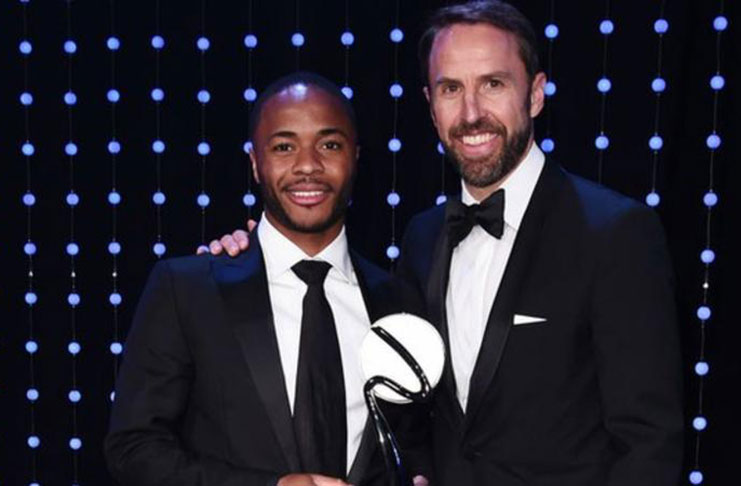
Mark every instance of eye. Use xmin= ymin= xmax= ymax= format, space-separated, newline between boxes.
xmin=272 ymin=142 xmax=293 ymax=152
xmin=485 ymin=78 xmax=503 ymax=89
xmin=321 ymin=140 xmax=343 ymax=150
xmin=440 ymin=83 xmax=460 ymax=95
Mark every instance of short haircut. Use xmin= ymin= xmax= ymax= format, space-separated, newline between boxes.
xmin=248 ymin=71 xmax=357 ymax=142
xmin=418 ymin=1 xmax=540 ymax=86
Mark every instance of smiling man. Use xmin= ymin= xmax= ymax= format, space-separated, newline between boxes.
xmin=105 ymin=72 xmax=429 ymax=486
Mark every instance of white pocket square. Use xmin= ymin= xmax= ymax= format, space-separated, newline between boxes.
xmin=513 ymin=314 xmax=547 ymax=326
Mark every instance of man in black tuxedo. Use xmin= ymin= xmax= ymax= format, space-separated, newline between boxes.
xmin=105 ymin=72 xmax=429 ymax=486
xmin=395 ymin=2 xmax=683 ymax=485
xmin=207 ymin=2 xmax=683 ymax=485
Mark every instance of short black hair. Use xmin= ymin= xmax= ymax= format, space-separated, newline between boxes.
xmin=418 ymin=1 xmax=540 ymax=86
xmin=248 ymin=71 xmax=357 ymax=142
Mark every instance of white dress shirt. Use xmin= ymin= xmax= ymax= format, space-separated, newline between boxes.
xmin=257 ymin=214 xmax=370 ymax=474
xmin=446 ymin=143 xmax=545 ymax=411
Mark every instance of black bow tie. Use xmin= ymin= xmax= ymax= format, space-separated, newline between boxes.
xmin=445 ymin=189 xmax=505 ymax=247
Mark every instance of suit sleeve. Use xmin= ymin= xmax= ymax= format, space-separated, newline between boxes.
xmin=104 ymin=261 xmax=279 ymax=486
xmin=591 ymin=207 xmax=684 ymax=486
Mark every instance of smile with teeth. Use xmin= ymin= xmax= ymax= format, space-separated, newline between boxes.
xmin=286 ymin=186 xmax=330 ymax=206
xmin=290 ymin=190 xmax=325 ymax=197
xmin=461 ymin=132 xmax=496 ymax=146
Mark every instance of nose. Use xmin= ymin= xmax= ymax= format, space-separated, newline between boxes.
xmin=461 ymin=91 xmax=481 ymax=124
xmin=292 ymin=146 xmax=323 ymax=175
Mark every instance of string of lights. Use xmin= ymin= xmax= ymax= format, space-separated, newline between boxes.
xmin=196 ymin=0 xmax=211 ymax=244
xmin=106 ymin=0 xmax=125 ymax=405
xmin=292 ymin=0 xmax=304 ymax=69
xmin=540 ymin=0 xmax=557 ymax=155
xmin=151 ymin=0 xmax=167 ymax=259
xmin=594 ymin=0 xmax=613 ymax=183
xmin=19 ymin=0 xmax=41 ymax=482
xmin=385 ymin=0 xmax=403 ymax=263
xmin=688 ymin=4 xmax=727 ymax=485
xmin=242 ymin=0 xmax=257 ymax=218
xmin=340 ymin=0 xmax=354 ymax=100
xmin=645 ymin=2 xmax=668 ymax=208
xmin=62 ymin=0 xmax=83 ymax=480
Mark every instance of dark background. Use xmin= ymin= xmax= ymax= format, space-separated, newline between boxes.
xmin=0 ymin=0 xmax=738 ymax=484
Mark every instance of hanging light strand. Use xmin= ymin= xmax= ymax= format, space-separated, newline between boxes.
xmin=540 ymin=0 xmax=558 ymax=155
xmin=151 ymin=0 xmax=167 ymax=259
xmin=242 ymin=0 xmax=257 ymax=218
xmin=385 ymin=0 xmax=403 ymax=264
xmin=595 ymin=0 xmax=613 ymax=183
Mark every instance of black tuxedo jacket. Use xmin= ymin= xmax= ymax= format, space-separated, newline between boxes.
xmin=105 ymin=237 xmax=429 ymax=486
xmin=397 ymin=160 xmax=683 ymax=486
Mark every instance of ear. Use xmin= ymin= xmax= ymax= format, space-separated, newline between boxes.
xmin=529 ymin=72 xmax=547 ymax=119
xmin=423 ymin=85 xmax=439 ymax=128
xmin=249 ymin=149 xmax=260 ymax=183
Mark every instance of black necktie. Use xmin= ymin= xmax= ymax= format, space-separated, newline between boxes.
xmin=445 ymin=188 xmax=505 ymax=247
xmin=291 ymin=260 xmax=346 ymax=477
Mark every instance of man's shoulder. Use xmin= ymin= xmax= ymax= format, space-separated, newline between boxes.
xmin=405 ymin=201 xmax=447 ymax=239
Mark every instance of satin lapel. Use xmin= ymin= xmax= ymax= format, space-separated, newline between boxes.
xmin=463 ymin=161 xmax=564 ymax=432
xmin=425 ymin=209 xmax=465 ymax=426
xmin=212 ymin=238 xmax=300 ymax=472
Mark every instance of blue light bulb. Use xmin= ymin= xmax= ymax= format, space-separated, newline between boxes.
xmin=710 ymin=75 xmax=725 ymax=90
xmin=645 ymin=192 xmax=660 ymax=207
xmin=654 ymin=19 xmax=669 ymax=34
xmin=389 ymin=28 xmax=404 ymax=43
xmin=389 ymin=83 xmax=403 ymax=98
xmin=27 ymin=388 xmax=39 ymax=401
xmin=151 ymin=88 xmax=165 ymax=102
xmin=109 ymin=293 xmax=122 ymax=306
xmin=65 ymin=142 xmax=78 ymax=156
xmin=706 ymin=133 xmax=721 ymax=149
xmin=701 ymin=249 xmax=715 ymax=264
xmin=66 ymin=192 xmax=80 ymax=206
xmin=291 ymin=33 xmax=305 ymax=47
xmin=242 ymin=193 xmax=256 ymax=207
xmin=713 ymin=16 xmax=728 ymax=31
xmin=597 ymin=78 xmax=612 ymax=93
xmin=243 ymin=88 xmax=257 ymax=102
xmin=22 ymin=142 xmax=35 ymax=156
xmin=68 ymin=390 xmax=82 ymax=402
xmin=64 ymin=91 xmax=78 ymax=105
xmin=197 ymin=193 xmax=210 ymax=207
xmin=693 ymin=416 xmax=707 ymax=431
xmin=23 ymin=193 xmax=37 ymax=206
xmin=107 ymin=36 xmax=120 ymax=51
xmin=108 ymin=140 xmax=121 ymax=154
xmin=153 ymin=242 xmax=167 ymax=256
xmin=696 ymin=306 xmax=711 ymax=320
xmin=69 ymin=438 xmax=82 ymax=450
xmin=152 ymin=140 xmax=165 ymax=154
xmin=437 ymin=142 xmax=445 ymax=155
xmin=649 ymin=135 xmax=663 ymax=150
xmin=387 ymin=192 xmax=401 ymax=207
xmin=341 ymin=86 xmax=353 ymax=99
xmin=110 ymin=342 xmax=123 ymax=355
xmin=27 ymin=436 xmax=40 ymax=449
xmin=595 ymin=135 xmax=610 ymax=150
xmin=68 ymin=341 xmax=81 ymax=355
xmin=540 ymin=138 xmax=555 ymax=153
xmin=703 ymin=192 xmax=718 ymax=207
xmin=20 ymin=40 xmax=33 ymax=55
xmin=108 ymin=241 xmax=121 ymax=255
xmin=388 ymin=138 xmax=402 ymax=152
xmin=20 ymin=92 xmax=33 ymax=105
xmin=151 ymin=35 xmax=165 ymax=50
xmin=599 ymin=20 xmax=614 ymax=35
xmin=107 ymin=89 xmax=120 ymax=103
xmin=695 ymin=361 xmax=709 ymax=376
xmin=198 ymin=142 xmax=211 ymax=156
xmin=544 ymin=24 xmax=559 ymax=39
xmin=651 ymin=77 xmax=666 ymax=93
xmin=197 ymin=89 xmax=211 ymax=104
xmin=152 ymin=191 xmax=166 ymax=205
xmin=242 ymin=141 xmax=253 ymax=153
xmin=244 ymin=34 xmax=258 ymax=49
xmin=108 ymin=190 xmax=122 ymax=204
xmin=26 ymin=291 xmax=38 ymax=305
xmin=436 ymin=194 xmax=448 ymax=206
xmin=64 ymin=40 xmax=77 ymax=54
xmin=24 ymin=242 xmax=37 ymax=255
xmin=341 ymin=31 xmax=354 ymax=46
xmin=67 ymin=293 xmax=80 ymax=307
xmin=544 ymin=81 xmax=556 ymax=96
xmin=386 ymin=245 xmax=400 ymax=260
xmin=196 ymin=36 xmax=210 ymax=51
xmin=25 ymin=340 xmax=39 ymax=353
xmin=689 ymin=470 xmax=703 ymax=484
xmin=66 ymin=242 xmax=80 ymax=256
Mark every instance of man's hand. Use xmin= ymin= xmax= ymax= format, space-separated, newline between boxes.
xmin=277 ymin=473 xmax=352 ymax=486
xmin=196 ymin=220 xmax=256 ymax=256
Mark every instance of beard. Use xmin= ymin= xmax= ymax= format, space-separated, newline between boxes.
xmin=444 ymin=115 xmax=533 ymax=189
xmin=260 ymin=177 xmax=353 ymax=234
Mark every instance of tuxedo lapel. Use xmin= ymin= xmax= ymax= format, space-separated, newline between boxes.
xmin=463 ymin=161 xmax=564 ymax=431
xmin=426 ymin=214 xmax=466 ymax=426
xmin=212 ymin=238 xmax=301 ymax=472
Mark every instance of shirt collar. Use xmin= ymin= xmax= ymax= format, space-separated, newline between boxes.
xmin=460 ymin=142 xmax=545 ymax=232
xmin=256 ymin=212 xmax=355 ymax=283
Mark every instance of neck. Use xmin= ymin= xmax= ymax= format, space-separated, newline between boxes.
xmin=265 ymin=212 xmax=343 ymax=257
xmin=463 ymin=137 xmax=534 ymax=202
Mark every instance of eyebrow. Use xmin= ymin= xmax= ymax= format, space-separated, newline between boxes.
xmin=434 ymin=71 xmax=514 ymax=86
xmin=268 ymin=127 xmax=350 ymax=139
